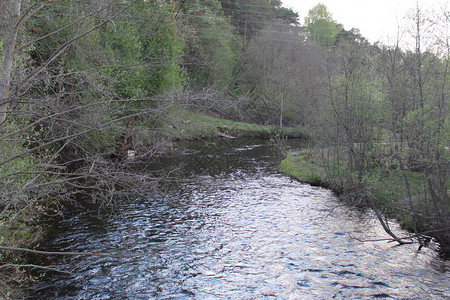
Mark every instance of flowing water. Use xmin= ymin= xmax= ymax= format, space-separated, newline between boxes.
xmin=33 ymin=139 xmax=450 ymax=299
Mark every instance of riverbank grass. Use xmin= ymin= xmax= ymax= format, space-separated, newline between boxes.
xmin=279 ymin=152 xmax=432 ymax=208
xmin=279 ymin=151 xmax=450 ymax=249
xmin=279 ymin=152 xmax=326 ymax=186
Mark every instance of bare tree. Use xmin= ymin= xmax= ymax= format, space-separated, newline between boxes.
xmin=241 ymin=22 xmax=324 ymax=127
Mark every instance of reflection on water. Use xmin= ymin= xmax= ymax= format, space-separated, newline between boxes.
xmin=34 ymin=139 xmax=450 ymax=299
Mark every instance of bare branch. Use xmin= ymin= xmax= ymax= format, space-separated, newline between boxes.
xmin=0 ymin=263 xmax=74 ymax=274
xmin=0 ymin=103 xmax=171 ymax=168
xmin=0 ymin=246 xmax=132 ymax=258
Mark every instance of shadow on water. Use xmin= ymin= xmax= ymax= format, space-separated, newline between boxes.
xmin=32 ymin=138 xmax=450 ymax=299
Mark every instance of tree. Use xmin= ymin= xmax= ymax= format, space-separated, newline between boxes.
xmin=312 ymin=4 xmax=449 ymax=250
xmin=304 ymin=3 xmax=342 ymax=49
xmin=398 ymin=5 xmax=449 ymax=250
xmin=180 ymin=0 xmax=242 ymax=89
xmin=271 ymin=0 xmax=299 ymax=25
xmin=0 ymin=0 xmax=22 ymax=127
xmin=322 ymin=31 xmax=379 ymax=175
xmin=241 ymin=22 xmax=324 ymax=127
xmin=219 ymin=0 xmax=298 ymax=45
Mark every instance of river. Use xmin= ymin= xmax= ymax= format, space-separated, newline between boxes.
xmin=33 ymin=138 xmax=450 ymax=299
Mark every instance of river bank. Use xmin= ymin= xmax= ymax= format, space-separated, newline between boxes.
xmin=279 ymin=151 xmax=450 ymax=257
xmin=145 ymin=109 xmax=306 ymax=152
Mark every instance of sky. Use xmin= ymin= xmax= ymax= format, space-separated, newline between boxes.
xmin=281 ymin=0 xmax=448 ymax=45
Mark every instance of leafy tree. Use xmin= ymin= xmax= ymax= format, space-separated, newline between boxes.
xmin=219 ymin=0 xmax=298 ymax=44
xmin=322 ymin=35 xmax=379 ymax=174
xmin=118 ymin=0 xmax=185 ymax=96
xmin=304 ymin=3 xmax=342 ymax=49
xmin=180 ymin=0 xmax=242 ymax=89
xmin=271 ymin=0 xmax=299 ymax=25
xmin=336 ymin=28 xmax=369 ymax=47
xmin=220 ymin=0 xmax=272 ymax=44
xmin=103 ymin=25 xmax=145 ymax=99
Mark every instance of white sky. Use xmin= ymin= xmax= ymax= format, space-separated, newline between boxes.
xmin=281 ymin=0 xmax=448 ymax=45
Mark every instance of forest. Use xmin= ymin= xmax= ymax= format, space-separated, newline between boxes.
xmin=0 ymin=0 xmax=448 ymax=297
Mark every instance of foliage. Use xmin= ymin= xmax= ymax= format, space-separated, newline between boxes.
xmin=304 ymin=3 xmax=342 ymax=49
xmin=219 ymin=0 xmax=297 ymax=42
xmin=0 ymin=123 xmax=38 ymax=206
xmin=130 ymin=1 xmax=185 ymax=95
xmin=103 ymin=24 xmax=145 ymax=99
xmin=181 ymin=0 xmax=242 ymax=89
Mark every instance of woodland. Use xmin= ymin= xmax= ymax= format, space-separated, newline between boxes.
xmin=0 ymin=0 xmax=448 ymax=297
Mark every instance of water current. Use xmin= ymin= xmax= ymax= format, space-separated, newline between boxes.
xmin=33 ymin=139 xmax=450 ymax=299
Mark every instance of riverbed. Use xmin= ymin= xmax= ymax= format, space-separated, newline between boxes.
xmin=33 ymin=139 xmax=450 ymax=299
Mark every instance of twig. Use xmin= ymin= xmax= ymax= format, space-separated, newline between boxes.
xmin=349 ymin=234 xmax=414 ymax=244
xmin=0 ymin=263 xmax=74 ymax=274
xmin=348 ymin=227 xmax=450 ymax=244
xmin=0 ymin=246 xmax=132 ymax=258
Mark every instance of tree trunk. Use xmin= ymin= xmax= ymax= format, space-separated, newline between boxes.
xmin=279 ymin=94 xmax=284 ymax=128
xmin=0 ymin=0 xmax=22 ymax=127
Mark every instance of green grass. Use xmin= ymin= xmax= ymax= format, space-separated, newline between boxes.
xmin=159 ymin=109 xmax=306 ymax=141
xmin=279 ymin=152 xmax=331 ymax=188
